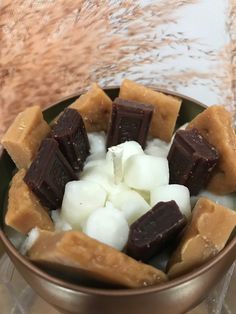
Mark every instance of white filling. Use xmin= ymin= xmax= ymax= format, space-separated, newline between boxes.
xmin=20 ymin=227 xmax=40 ymax=255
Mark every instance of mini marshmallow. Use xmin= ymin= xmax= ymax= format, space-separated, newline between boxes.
xmin=151 ymin=184 xmax=191 ymax=218
xmin=110 ymin=189 xmax=150 ymax=225
xmin=81 ymin=166 xmax=115 ymax=193
xmin=61 ymin=180 xmax=107 ymax=229
xmin=124 ymin=155 xmax=169 ymax=191
xmin=145 ymin=138 xmax=171 ymax=158
xmin=83 ymin=203 xmax=129 ymax=251
xmin=106 ymin=141 xmax=144 ymax=176
xmin=88 ymin=132 xmax=106 ymax=155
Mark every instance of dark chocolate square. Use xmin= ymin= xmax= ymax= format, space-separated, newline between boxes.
xmin=52 ymin=108 xmax=90 ymax=171
xmin=106 ymin=98 xmax=153 ymax=148
xmin=24 ymin=138 xmax=77 ymax=210
xmin=168 ymin=128 xmax=219 ymax=195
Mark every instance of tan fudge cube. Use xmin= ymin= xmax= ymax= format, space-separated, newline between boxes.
xmin=28 ymin=230 xmax=167 ymax=288
xmin=2 ymin=106 xmax=50 ymax=169
xmin=188 ymin=105 xmax=236 ymax=194
xmin=119 ymin=79 xmax=182 ymax=142
xmin=5 ymin=169 xmax=54 ymax=235
xmin=70 ymin=83 xmax=112 ymax=132
xmin=168 ymin=197 xmax=236 ymax=278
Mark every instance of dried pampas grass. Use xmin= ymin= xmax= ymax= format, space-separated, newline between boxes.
xmin=0 ymin=0 xmax=235 ymax=138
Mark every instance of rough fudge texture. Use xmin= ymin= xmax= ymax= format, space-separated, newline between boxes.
xmin=1 ymin=106 xmax=50 ymax=169
xmin=187 ymin=105 xmax=236 ymax=194
xmin=28 ymin=230 xmax=167 ymax=288
xmin=70 ymin=83 xmax=112 ymax=132
xmin=24 ymin=138 xmax=77 ymax=210
xmin=168 ymin=128 xmax=219 ymax=195
xmin=51 ymin=108 xmax=90 ymax=171
xmin=168 ymin=197 xmax=236 ymax=278
xmin=5 ymin=169 xmax=54 ymax=235
xmin=119 ymin=79 xmax=181 ymax=142
xmin=106 ymin=98 xmax=153 ymax=149
xmin=127 ymin=201 xmax=187 ymax=261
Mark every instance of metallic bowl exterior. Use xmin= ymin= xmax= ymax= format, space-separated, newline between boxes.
xmin=0 ymin=87 xmax=235 ymax=314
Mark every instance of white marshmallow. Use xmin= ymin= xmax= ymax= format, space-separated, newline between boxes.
xmin=61 ymin=180 xmax=107 ymax=229
xmin=124 ymin=155 xmax=169 ymax=191
xmin=106 ymin=141 xmax=144 ymax=177
xmin=51 ymin=209 xmax=72 ymax=231
xmin=151 ymin=184 xmax=191 ymax=218
xmin=145 ymin=138 xmax=171 ymax=158
xmin=110 ymin=189 xmax=150 ymax=225
xmin=83 ymin=203 xmax=129 ymax=251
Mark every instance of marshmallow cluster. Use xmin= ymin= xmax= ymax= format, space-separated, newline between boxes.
xmin=60 ymin=133 xmax=192 ymax=251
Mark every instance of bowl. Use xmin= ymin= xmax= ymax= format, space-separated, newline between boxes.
xmin=0 ymin=87 xmax=235 ymax=314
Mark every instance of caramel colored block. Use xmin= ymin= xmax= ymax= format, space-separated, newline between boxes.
xmin=70 ymin=83 xmax=112 ymax=132
xmin=28 ymin=230 xmax=167 ymax=288
xmin=188 ymin=105 xmax=236 ymax=194
xmin=168 ymin=198 xmax=236 ymax=278
xmin=5 ymin=169 xmax=54 ymax=235
xmin=2 ymin=106 xmax=50 ymax=169
xmin=119 ymin=79 xmax=182 ymax=142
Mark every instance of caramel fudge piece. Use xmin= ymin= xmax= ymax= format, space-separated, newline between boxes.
xmin=187 ymin=105 xmax=236 ymax=194
xmin=70 ymin=83 xmax=112 ymax=132
xmin=28 ymin=230 xmax=167 ymax=288
xmin=168 ymin=198 xmax=236 ymax=278
xmin=5 ymin=169 xmax=54 ymax=235
xmin=119 ymin=79 xmax=182 ymax=142
xmin=2 ymin=106 xmax=50 ymax=169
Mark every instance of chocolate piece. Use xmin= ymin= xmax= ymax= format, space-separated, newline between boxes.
xmin=168 ymin=197 xmax=236 ymax=278
xmin=126 ymin=201 xmax=187 ymax=261
xmin=24 ymin=138 xmax=77 ymax=210
xmin=187 ymin=105 xmax=236 ymax=194
xmin=168 ymin=128 xmax=219 ymax=196
xmin=28 ymin=230 xmax=167 ymax=288
xmin=5 ymin=169 xmax=54 ymax=235
xmin=51 ymin=108 xmax=90 ymax=171
xmin=119 ymin=79 xmax=182 ymax=142
xmin=106 ymin=97 xmax=153 ymax=148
